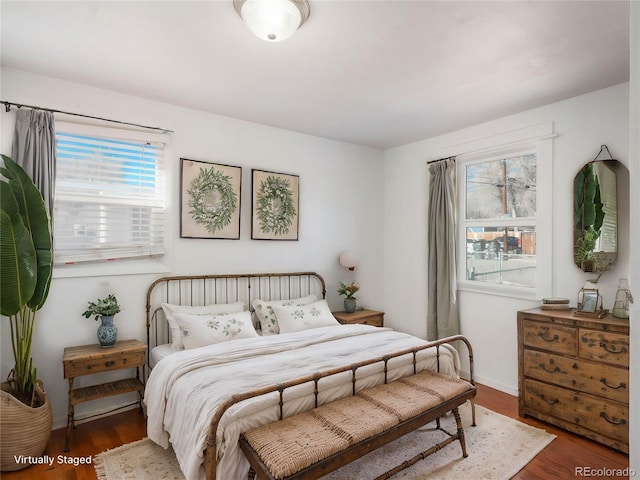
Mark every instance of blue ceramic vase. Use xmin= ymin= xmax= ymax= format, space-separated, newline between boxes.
xmin=97 ymin=315 xmax=118 ymax=348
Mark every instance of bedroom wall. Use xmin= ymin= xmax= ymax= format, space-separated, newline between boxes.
xmin=628 ymin=1 xmax=639 ymax=471
xmin=382 ymin=83 xmax=631 ymax=395
xmin=0 ymin=68 xmax=385 ymax=428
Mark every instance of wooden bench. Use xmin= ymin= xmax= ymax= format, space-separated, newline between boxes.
xmin=205 ymin=335 xmax=475 ymax=480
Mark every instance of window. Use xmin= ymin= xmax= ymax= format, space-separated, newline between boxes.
xmin=456 ymin=123 xmax=553 ymax=299
xmin=53 ymin=123 xmax=167 ymax=267
xmin=462 ymin=151 xmax=537 ymax=288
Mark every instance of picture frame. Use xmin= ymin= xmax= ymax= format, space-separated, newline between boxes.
xmin=580 ymin=289 xmax=599 ymax=313
xmin=251 ymin=169 xmax=299 ymax=240
xmin=180 ymin=158 xmax=242 ymax=239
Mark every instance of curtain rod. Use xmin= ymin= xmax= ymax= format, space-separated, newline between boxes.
xmin=1 ymin=100 xmax=174 ymax=134
xmin=427 ymin=156 xmax=456 ymax=165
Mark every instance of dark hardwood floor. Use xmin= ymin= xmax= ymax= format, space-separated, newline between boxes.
xmin=1 ymin=383 xmax=629 ymax=479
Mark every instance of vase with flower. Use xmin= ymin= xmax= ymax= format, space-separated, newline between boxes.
xmin=82 ymin=293 xmax=122 ymax=348
xmin=338 ymin=281 xmax=359 ymax=313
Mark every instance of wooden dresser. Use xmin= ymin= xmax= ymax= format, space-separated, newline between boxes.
xmin=517 ymin=308 xmax=629 ymax=453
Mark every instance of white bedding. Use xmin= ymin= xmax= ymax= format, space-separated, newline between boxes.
xmin=149 ymin=343 xmax=175 ymax=368
xmin=145 ymin=324 xmax=459 ymax=480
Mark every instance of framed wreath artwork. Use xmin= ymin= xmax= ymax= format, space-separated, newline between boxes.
xmin=251 ymin=169 xmax=299 ymax=240
xmin=180 ymin=158 xmax=241 ymax=239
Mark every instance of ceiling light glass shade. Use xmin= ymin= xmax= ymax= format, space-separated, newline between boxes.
xmin=234 ymin=0 xmax=310 ymax=42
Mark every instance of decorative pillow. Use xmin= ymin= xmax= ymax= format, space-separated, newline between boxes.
xmin=271 ymin=299 xmax=339 ymax=333
xmin=174 ymin=311 xmax=258 ymax=350
xmin=252 ymin=294 xmax=317 ymax=335
xmin=161 ymin=301 xmax=246 ymax=350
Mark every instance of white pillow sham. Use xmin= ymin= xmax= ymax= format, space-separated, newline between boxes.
xmin=252 ymin=294 xmax=317 ymax=335
xmin=161 ymin=301 xmax=246 ymax=350
xmin=174 ymin=311 xmax=258 ymax=350
xmin=271 ymin=299 xmax=339 ymax=333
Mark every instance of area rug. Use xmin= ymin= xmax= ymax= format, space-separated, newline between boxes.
xmin=94 ymin=403 xmax=556 ymax=480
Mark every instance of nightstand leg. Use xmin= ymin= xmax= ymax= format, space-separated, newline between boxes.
xmin=65 ymin=378 xmax=75 ymax=452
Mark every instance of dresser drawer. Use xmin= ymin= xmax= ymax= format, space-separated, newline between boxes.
xmin=521 ymin=319 xmax=577 ymax=355
xmin=523 ymin=349 xmax=629 ymax=403
xmin=579 ymin=329 xmax=629 ymax=367
xmin=524 ymin=379 xmax=628 ymax=444
xmin=63 ymin=351 xmax=145 ymax=378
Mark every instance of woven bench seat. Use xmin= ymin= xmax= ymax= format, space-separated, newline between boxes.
xmin=240 ymin=369 xmax=476 ymax=480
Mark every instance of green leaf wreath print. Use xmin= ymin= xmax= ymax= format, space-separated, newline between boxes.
xmin=187 ymin=166 xmax=237 ymax=234
xmin=256 ymin=175 xmax=296 ymax=235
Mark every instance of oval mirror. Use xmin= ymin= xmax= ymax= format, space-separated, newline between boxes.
xmin=573 ymin=159 xmax=617 ymax=272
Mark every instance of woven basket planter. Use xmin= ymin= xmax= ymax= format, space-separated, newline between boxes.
xmin=0 ymin=381 xmax=53 ymax=471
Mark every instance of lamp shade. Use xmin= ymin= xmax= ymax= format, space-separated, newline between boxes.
xmin=339 ymin=251 xmax=358 ymax=271
xmin=234 ymin=0 xmax=310 ymax=42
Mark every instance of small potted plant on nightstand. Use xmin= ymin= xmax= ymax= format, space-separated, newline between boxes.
xmin=83 ymin=294 xmax=121 ymax=348
xmin=338 ymin=281 xmax=359 ymax=313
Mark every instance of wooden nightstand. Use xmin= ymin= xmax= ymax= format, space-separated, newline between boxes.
xmin=333 ymin=309 xmax=384 ymax=327
xmin=62 ymin=339 xmax=146 ymax=451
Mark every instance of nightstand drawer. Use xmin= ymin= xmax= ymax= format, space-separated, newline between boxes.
xmin=64 ymin=351 xmax=145 ymax=378
xmin=521 ymin=319 xmax=576 ymax=355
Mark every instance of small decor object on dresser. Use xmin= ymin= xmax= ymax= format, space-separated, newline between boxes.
xmin=612 ymin=278 xmax=633 ymax=319
xmin=82 ymin=293 xmax=121 ymax=348
xmin=337 ymin=281 xmax=359 ymax=313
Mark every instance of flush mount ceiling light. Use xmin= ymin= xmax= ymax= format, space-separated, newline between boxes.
xmin=233 ymin=0 xmax=310 ymax=43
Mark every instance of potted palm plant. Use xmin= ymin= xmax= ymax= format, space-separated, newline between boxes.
xmin=0 ymin=155 xmax=54 ymax=471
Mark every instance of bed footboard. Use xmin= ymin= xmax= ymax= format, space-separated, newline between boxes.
xmin=203 ymin=335 xmax=475 ymax=480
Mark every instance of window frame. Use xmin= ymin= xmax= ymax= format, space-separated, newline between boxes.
xmin=456 ymin=124 xmax=553 ymax=300
xmin=52 ymin=121 xmax=172 ymax=278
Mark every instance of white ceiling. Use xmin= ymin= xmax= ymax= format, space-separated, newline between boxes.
xmin=0 ymin=1 xmax=631 ymax=149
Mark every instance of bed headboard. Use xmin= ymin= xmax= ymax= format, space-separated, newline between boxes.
xmin=145 ymin=271 xmax=326 ymax=351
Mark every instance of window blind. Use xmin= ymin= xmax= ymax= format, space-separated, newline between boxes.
xmin=53 ymin=126 xmax=166 ymax=265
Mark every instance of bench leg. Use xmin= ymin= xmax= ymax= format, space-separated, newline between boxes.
xmin=247 ymin=467 xmax=256 ymax=480
xmin=452 ymin=407 xmax=468 ymax=458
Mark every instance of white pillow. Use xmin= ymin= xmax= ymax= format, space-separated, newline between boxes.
xmin=271 ymin=299 xmax=340 ymax=333
xmin=174 ymin=311 xmax=258 ymax=350
xmin=252 ymin=294 xmax=317 ymax=335
xmin=161 ymin=301 xmax=246 ymax=350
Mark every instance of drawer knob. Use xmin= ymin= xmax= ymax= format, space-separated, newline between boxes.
xmin=600 ymin=411 xmax=626 ymax=426
xmin=599 ymin=342 xmax=627 ymax=355
xmin=104 ymin=360 xmax=116 ymax=367
xmin=537 ymin=331 xmax=559 ymax=343
xmin=600 ymin=378 xmax=626 ymax=390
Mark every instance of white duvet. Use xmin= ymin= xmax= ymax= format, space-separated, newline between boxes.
xmin=145 ymin=324 xmax=459 ymax=480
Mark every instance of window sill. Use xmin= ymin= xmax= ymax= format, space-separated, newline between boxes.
xmin=52 ymin=257 xmax=171 ymax=279
xmin=457 ymin=280 xmax=537 ymax=301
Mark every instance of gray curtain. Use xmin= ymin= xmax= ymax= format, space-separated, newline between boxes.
xmin=427 ymin=158 xmax=459 ymax=340
xmin=11 ymin=108 xmax=56 ymax=215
